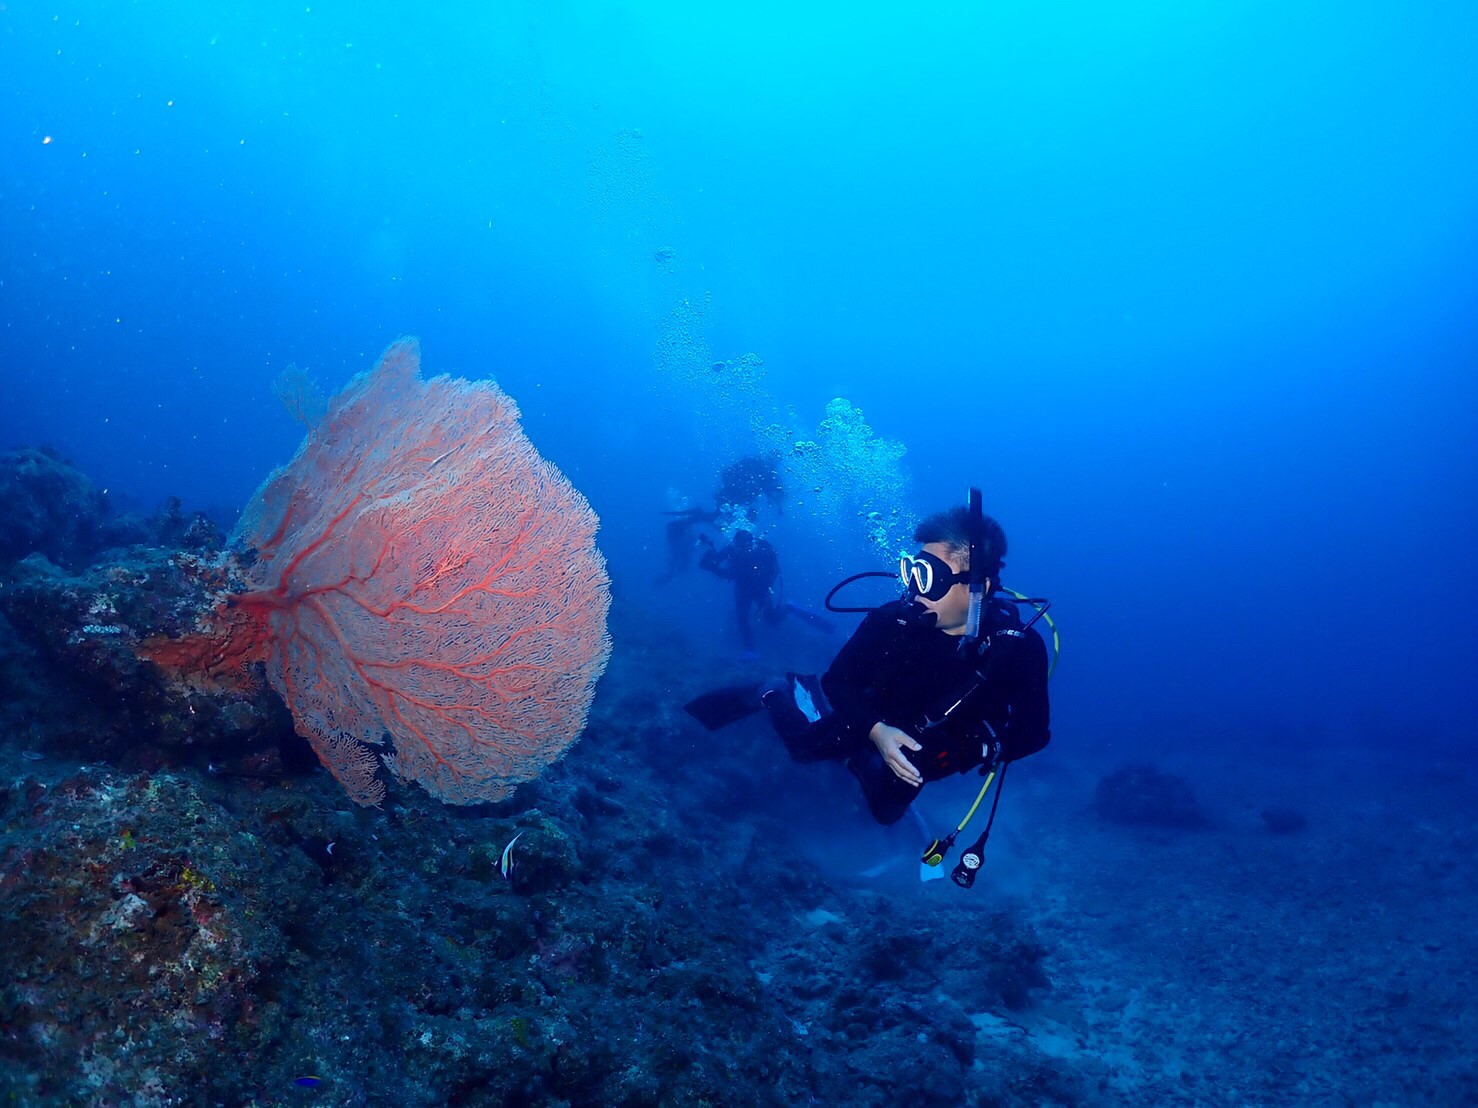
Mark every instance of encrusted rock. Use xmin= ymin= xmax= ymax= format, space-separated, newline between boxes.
xmin=1094 ymin=763 xmax=1208 ymax=829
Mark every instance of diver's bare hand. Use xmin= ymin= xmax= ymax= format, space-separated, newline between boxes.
xmin=870 ymin=723 xmax=923 ymax=787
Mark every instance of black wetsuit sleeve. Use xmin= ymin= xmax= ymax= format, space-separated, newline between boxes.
xmin=698 ymin=548 xmax=733 ymax=580
xmin=999 ymin=627 xmax=1051 ymax=762
xmin=821 ymin=608 xmax=902 ymax=747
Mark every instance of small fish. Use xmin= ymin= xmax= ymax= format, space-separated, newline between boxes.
xmin=500 ymin=831 xmax=524 ymax=881
xmin=293 ymin=1075 xmax=323 ymax=1087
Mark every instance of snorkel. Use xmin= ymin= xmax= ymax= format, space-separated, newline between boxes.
xmin=961 ymin=486 xmax=987 ymax=653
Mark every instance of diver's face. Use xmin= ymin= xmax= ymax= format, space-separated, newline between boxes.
xmin=915 ymin=542 xmax=974 ymax=634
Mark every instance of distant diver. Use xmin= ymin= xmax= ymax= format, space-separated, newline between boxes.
xmin=655 ymin=504 xmax=720 ymax=585
xmin=696 ymin=528 xmax=830 ymax=657
xmin=714 ymin=452 xmax=784 ymax=517
xmin=655 ymin=452 xmax=786 ymax=586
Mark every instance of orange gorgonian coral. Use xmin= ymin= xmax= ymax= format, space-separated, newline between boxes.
xmin=141 ymin=338 xmax=612 ymax=806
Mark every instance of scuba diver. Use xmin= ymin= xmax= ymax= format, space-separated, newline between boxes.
xmin=654 ymin=453 xmax=784 ymax=586
xmin=655 ymin=504 xmax=720 ymax=585
xmin=685 ymin=491 xmax=1054 ymax=887
xmin=697 ymin=529 xmax=830 ymax=657
xmin=714 ymin=452 xmax=785 ymax=517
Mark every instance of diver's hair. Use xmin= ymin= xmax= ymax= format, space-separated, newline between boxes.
xmin=914 ymin=507 xmax=1007 ymax=581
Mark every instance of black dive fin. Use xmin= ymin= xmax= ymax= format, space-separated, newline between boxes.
xmin=683 ymin=685 xmax=765 ymax=731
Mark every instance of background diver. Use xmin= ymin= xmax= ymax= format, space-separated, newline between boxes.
xmin=686 ymin=497 xmax=1051 ymax=860
xmin=655 ymin=452 xmax=786 ymax=586
xmin=655 ymin=503 xmax=720 ymax=585
xmin=697 ymin=528 xmax=830 ymax=658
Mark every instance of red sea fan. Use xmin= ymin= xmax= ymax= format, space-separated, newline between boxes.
xmin=141 ymin=339 xmax=611 ymax=806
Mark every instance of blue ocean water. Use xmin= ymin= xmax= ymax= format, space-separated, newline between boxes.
xmin=3 ymin=2 xmax=1476 ymax=1101
xmin=6 ymin=1 xmax=1474 ymax=744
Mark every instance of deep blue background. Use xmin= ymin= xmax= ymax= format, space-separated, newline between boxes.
xmin=3 ymin=1 xmax=1475 ymax=752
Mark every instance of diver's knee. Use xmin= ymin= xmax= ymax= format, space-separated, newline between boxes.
xmin=849 ymin=751 xmax=919 ymax=825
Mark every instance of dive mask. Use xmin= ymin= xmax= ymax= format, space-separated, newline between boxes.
xmin=899 ymin=551 xmax=969 ymax=601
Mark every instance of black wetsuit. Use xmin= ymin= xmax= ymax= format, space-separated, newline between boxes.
xmin=700 ymin=538 xmax=783 ymax=651
xmin=766 ymin=598 xmax=1051 ymax=824
xmin=656 ymin=507 xmax=719 ymax=584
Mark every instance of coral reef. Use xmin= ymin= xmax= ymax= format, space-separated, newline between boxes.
xmin=0 ymin=447 xmax=115 ymax=569
xmin=0 ymin=546 xmax=293 ymax=768
xmin=0 ymin=448 xmax=219 ymax=571
xmin=0 ymin=608 xmax=1075 ymax=1106
xmin=0 ymin=449 xmax=287 ymax=771
xmin=5 ymin=453 xmax=1474 ymax=1105
xmin=0 ymin=770 xmax=298 ymax=1103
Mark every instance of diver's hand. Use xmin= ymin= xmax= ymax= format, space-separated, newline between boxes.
xmin=870 ymin=722 xmax=923 ymax=787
